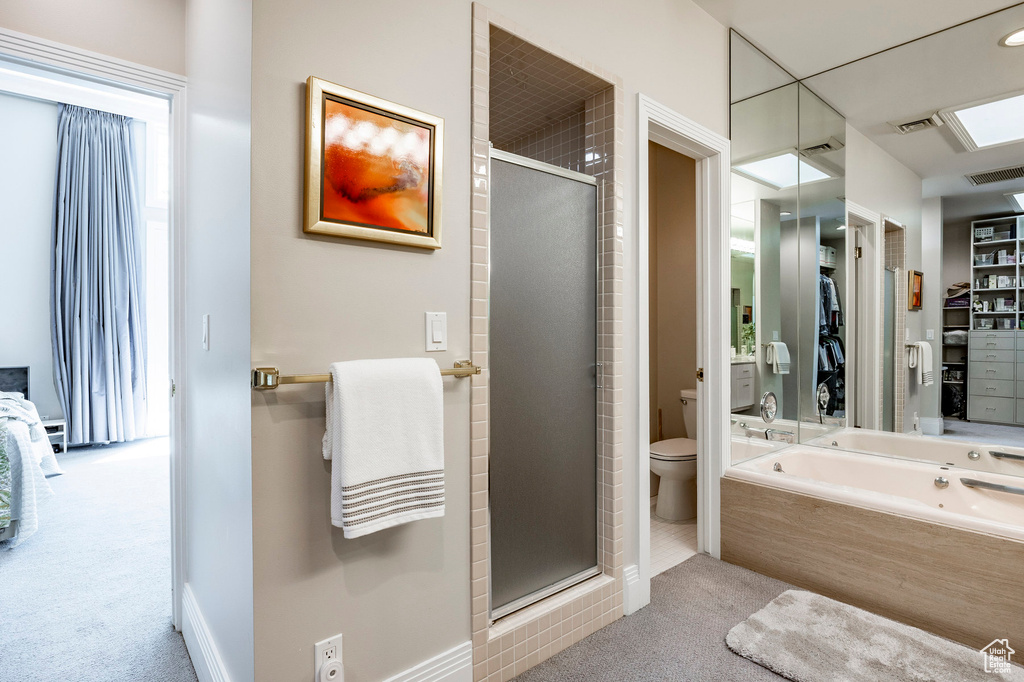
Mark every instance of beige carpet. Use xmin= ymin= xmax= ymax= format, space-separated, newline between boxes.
xmin=727 ymin=590 xmax=1024 ymax=682
xmin=514 ymin=553 xmax=790 ymax=681
xmin=0 ymin=438 xmax=197 ymax=682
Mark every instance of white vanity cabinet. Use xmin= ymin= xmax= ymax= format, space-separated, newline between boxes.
xmin=731 ymin=361 xmax=756 ymax=411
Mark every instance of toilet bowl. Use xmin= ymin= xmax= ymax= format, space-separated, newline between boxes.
xmin=650 ymin=388 xmax=699 ymax=521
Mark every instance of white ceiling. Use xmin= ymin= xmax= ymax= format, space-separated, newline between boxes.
xmin=709 ymin=0 xmax=1024 ymax=212
xmin=944 ymin=188 xmax=1023 ymax=222
xmin=695 ymin=0 xmax=1020 ymax=78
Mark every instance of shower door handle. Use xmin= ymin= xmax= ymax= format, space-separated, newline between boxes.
xmin=595 ymin=362 xmax=603 ymax=389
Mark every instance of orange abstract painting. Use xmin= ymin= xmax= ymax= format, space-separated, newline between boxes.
xmin=305 ymin=77 xmax=443 ymax=249
xmin=322 ymin=98 xmax=432 ymax=234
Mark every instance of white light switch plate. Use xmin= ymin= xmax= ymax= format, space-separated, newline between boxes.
xmin=926 ymin=329 xmax=934 ymax=340
xmin=772 ymin=331 xmax=780 ymax=341
xmin=425 ymin=312 xmax=447 ymax=351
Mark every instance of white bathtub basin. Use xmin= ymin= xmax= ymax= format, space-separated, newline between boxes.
xmin=727 ymin=445 xmax=1024 ymax=542
xmin=807 ymin=428 xmax=1024 ymax=477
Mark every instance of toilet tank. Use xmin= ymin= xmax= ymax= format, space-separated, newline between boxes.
xmin=680 ymin=388 xmax=698 ymax=440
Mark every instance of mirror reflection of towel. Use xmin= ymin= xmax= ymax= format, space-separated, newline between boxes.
xmin=766 ymin=342 xmax=791 ymax=375
xmin=908 ymin=342 xmax=933 ymax=386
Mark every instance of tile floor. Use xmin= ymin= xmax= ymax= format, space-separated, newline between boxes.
xmin=649 ymin=499 xmax=698 ymax=576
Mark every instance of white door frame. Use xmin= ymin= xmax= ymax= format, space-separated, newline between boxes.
xmin=0 ymin=28 xmax=189 ymax=630
xmin=846 ymin=202 xmax=882 ymax=430
xmin=626 ymin=94 xmax=730 ymax=614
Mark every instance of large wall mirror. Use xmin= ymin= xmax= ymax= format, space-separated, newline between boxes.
xmin=729 ymin=5 xmax=1024 ymax=471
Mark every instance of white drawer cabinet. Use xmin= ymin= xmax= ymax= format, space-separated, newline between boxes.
xmin=969 ymin=332 xmax=1019 ymax=424
xmin=731 ymin=362 xmax=756 ymax=411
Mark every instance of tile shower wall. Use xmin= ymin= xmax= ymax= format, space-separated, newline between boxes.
xmin=498 ymin=112 xmax=585 ymax=173
xmin=470 ymin=5 xmax=624 ymax=681
xmin=885 ymin=227 xmax=907 ymax=432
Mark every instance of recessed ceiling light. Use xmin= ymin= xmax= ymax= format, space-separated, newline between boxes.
xmin=733 ymin=152 xmax=833 ymax=190
xmin=1006 ymin=191 xmax=1024 ymax=211
xmin=837 ymin=225 xmax=847 ymax=231
xmin=1000 ymin=28 xmax=1024 ymax=47
xmin=940 ymin=91 xmax=1024 ymax=151
xmin=780 ymin=211 xmax=792 ymax=217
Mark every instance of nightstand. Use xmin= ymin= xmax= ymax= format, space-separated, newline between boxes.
xmin=41 ymin=419 xmax=67 ymax=454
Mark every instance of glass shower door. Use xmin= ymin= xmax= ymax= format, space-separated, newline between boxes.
xmin=489 ymin=150 xmax=598 ymax=619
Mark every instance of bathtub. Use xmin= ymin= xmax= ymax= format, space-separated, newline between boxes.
xmin=721 ymin=443 xmax=1024 ymax=650
xmin=728 ymin=444 xmax=1024 ymax=541
xmin=807 ymin=427 xmax=1024 ymax=477
xmin=729 ymin=415 xmax=837 ymax=464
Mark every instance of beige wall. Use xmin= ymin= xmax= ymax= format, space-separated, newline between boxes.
xmin=920 ymin=197 xmax=942 ymax=426
xmin=249 ymin=1 xmax=727 ymax=680
xmin=649 ymin=143 xmax=697 ymax=442
xmin=1 ymin=0 xmax=186 ymax=74
xmin=846 ymin=126 xmax=923 ymax=432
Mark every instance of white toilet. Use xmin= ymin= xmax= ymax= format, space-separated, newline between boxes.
xmin=650 ymin=388 xmax=698 ymax=521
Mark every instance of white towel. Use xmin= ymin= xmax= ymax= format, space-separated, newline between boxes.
xmin=323 ymin=358 xmax=444 ymax=539
xmin=766 ymin=341 xmax=791 ymax=375
xmin=908 ymin=342 xmax=933 ymax=386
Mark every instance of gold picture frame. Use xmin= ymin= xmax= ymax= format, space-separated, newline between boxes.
xmin=908 ymin=270 xmax=923 ymax=310
xmin=304 ymin=76 xmax=443 ymax=249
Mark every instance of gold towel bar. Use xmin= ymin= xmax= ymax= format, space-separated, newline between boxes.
xmin=251 ymin=360 xmax=481 ymax=390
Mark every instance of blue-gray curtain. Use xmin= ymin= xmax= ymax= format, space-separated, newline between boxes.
xmin=51 ymin=104 xmax=147 ymax=445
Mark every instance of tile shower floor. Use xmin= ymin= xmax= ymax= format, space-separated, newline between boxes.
xmin=650 ymin=500 xmax=698 ymax=576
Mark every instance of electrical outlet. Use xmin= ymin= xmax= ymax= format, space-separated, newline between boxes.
xmin=314 ymin=634 xmax=343 ymax=680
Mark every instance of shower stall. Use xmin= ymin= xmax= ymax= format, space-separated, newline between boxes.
xmin=488 ymin=149 xmax=599 ymax=619
xmin=883 ymin=268 xmax=896 ymax=433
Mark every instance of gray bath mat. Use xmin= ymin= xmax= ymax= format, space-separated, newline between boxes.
xmin=726 ymin=590 xmax=1024 ymax=682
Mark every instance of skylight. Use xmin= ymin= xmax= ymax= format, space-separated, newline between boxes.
xmin=942 ymin=92 xmax=1024 ymax=151
xmin=1007 ymin=191 xmax=1024 ymax=212
xmin=733 ymin=152 xmax=831 ymax=190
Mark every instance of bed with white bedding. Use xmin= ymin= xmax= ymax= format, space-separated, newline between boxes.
xmin=0 ymin=392 xmax=62 ymax=546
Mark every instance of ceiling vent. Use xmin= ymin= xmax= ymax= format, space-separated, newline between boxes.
xmin=889 ymin=113 xmax=943 ymax=135
xmin=966 ymin=164 xmax=1024 ymax=186
xmin=800 ymin=137 xmax=844 ymax=156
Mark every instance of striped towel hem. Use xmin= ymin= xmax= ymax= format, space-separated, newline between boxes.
xmin=337 ymin=471 xmax=446 ymax=538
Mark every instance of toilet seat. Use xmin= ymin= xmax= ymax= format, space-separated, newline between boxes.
xmin=649 ymin=437 xmax=697 ymax=462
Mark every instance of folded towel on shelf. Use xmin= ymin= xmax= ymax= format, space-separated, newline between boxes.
xmin=323 ymin=358 xmax=445 ymax=539
xmin=766 ymin=341 xmax=791 ymax=375
xmin=907 ymin=342 xmax=934 ymax=387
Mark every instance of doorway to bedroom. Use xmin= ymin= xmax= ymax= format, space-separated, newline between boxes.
xmin=0 ymin=58 xmax=192 ymax=680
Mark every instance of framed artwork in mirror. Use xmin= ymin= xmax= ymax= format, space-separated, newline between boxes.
xmin=908 ymin=270 xmax=923 ymax=310
xmin=304 ymin=76 xmax=444 ymax=249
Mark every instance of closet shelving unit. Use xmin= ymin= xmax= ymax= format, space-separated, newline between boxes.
xmin=970 ymin=216 xmax=1023 ymax=331
xmin=966 ymin=214 xmax=1024 ymax=424
xmin=817 ymin=245 xmax=844 ymax=416
xmin=941 ymin=302 xmax=969 ymax=419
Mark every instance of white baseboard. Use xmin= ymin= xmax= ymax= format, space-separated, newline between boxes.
xmin=182 ymin=583 xmax=231 ymax=682
xmin=921 ymin=417 xmax=943 ymax=436
xmin=622 ymin=563 xmax=644 ymax=615
xmin=382 ymin=641 xmax=472 ymax=682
